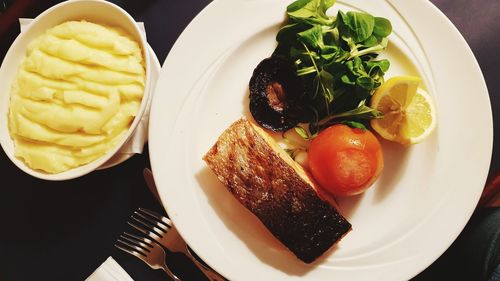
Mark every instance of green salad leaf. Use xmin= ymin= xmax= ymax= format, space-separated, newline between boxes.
xmin=287 ymin=0 xmax=335 ymax=25
xmin=340 ymin=120 xmax=368 ymax=130
xmin=273 ymin=0 xmax=392 ymax=136
xmin=338 ymin=11 xmax=375 ymax=43
xmin=294 ymin=126 xmax=312 ymax=139
xmin=373 ymin=17 xmax=393 ymax=37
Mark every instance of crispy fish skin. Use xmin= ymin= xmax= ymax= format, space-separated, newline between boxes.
xmin=203 ymin=118 xmax=351 ymax=263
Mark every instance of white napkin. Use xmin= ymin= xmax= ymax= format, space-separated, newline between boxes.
xmin=86 ymin=257 xmax=134 ymax=281
xmin=19 ymin=19 xmax=152 ymax=163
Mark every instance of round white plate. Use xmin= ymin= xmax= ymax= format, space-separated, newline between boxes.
xmin=149 ymin=0 xmax=492 ymax=280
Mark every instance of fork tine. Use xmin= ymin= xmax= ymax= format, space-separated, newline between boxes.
xmin=128 ymin=220 xmax=163 ymax=243
xmin=114 ymin=243 xmax=158 ymax=273
xmin=131 ymin=213 xmax=167 ymax=235
xmin=138 ymin=208 xmax=173 ymax=227
xmin=123 ymin=231 xmax=155 ymax=246
xmin=114 ymin=243 xmax=145 ymax=259
xmin=116 ymin=238 xmax=149 ymax=256
xmin=134 ymin=210 xmax=170 ymax=232
xmin=121 ymin=233 xmax=153 ymax=250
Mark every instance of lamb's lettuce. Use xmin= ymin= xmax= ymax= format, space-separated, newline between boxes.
xmin=273 ymin=0 xmax=392 ymax=134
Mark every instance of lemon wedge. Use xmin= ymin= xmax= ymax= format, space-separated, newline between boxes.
xmin=370 ymin=76 xmax=437 ymax=144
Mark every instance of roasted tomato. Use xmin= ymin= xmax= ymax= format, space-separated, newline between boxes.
xmin=308 ymin=124 xmax=384 ymax=196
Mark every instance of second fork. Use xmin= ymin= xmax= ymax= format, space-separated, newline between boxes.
xmin=115 ymin=232 xmax=181 ymax=281
xmin=129 ymin=208 xmax=227 ymax=281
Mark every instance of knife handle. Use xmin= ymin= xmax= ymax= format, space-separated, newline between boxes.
xmin=185 ymin=246 xmax=228 ymax=281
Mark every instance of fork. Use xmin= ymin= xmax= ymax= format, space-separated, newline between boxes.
xmin=129 ymin=208 xmax=227 ymax=281
xmin=115 ymin=232 xmax=181 ymax=281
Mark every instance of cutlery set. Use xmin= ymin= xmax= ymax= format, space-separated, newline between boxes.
xmin=114 ymin=170 xmax=226 ymax=280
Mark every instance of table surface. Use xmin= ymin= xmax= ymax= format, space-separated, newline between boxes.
xmin=0 ymin=0 xmax=498 ymax=280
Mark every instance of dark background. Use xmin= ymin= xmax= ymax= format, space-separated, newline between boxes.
xmin=0 ymin=0 xmax=498 ymax=280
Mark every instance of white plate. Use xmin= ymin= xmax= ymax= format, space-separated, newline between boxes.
xmin=149 ymin=0 xmax=492 ymax=280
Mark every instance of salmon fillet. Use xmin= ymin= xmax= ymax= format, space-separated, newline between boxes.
xmin=203 ymin=118 xmax=351 ymax=263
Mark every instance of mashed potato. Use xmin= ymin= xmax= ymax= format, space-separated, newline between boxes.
xmin=8 ymin=20 xmax=146 ymax=173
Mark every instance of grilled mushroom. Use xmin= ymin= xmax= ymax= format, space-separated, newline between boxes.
xmin=249 ymin=56 xmax=302 ymax=132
